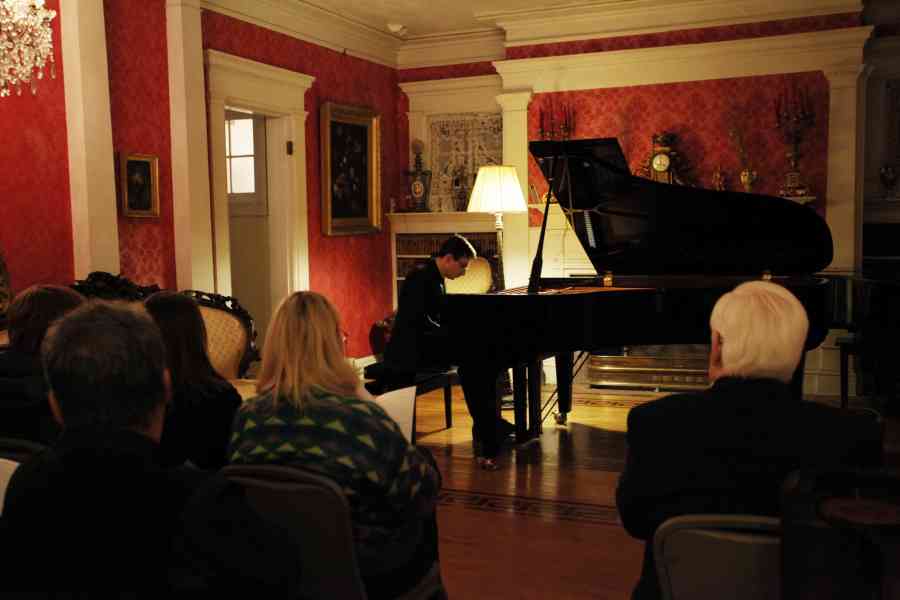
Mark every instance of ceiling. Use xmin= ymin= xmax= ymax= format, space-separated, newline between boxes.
xmin=303 ymin=0 xmax=590 ymax=38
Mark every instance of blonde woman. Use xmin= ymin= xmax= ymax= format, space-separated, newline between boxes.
xmin=228 ymin=291 xmax=442 ymax=599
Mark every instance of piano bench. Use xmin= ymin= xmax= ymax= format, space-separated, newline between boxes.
xmin=363 ymin=362 xmax=457 ymax=431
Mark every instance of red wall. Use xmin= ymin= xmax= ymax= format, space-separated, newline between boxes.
xmin=202 ymin=12 xmax=401 ymax=357
xmin=0 ymin=0 xmax=73 ymax=294
xmin=104 ymin=0 xmax=176 ymax=289
xmin=528 ymin=72 xmax=830 ymax=214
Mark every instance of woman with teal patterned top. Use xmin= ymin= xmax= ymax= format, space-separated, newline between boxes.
xmin=228 ymin=291 xmax=443 ymax=599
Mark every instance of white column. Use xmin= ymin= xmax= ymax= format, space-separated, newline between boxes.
xmin=167 ymin=0 xmax=214 ymax=291
xmin=61 ymin=0 xmax=120 ymax=277
xmin=824 ymin=65 xmax=867 ymax=273
xmin=496 ymin=90 xmax=533 ymax=288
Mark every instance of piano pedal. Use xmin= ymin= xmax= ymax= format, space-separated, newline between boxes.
xmin=554 ymin=412 xmax=568 ymax=425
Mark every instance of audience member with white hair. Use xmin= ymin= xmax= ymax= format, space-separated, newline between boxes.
xmin=616 ymin=280 xmax=883 ymax=600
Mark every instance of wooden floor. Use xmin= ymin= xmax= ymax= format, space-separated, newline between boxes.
xmin=415 ymin=384 xmax=652 ymax=600
xmin=415 ymin=384 xmax=900 ymax=600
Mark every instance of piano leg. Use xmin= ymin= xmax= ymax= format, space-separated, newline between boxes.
xmin=513 ymin=364 xmax=528 ymax=443
xmin=528 ymin=360 xmax=542 ymax=437
xmin=790 ymin=353 xmax=807 ymax=402
xmin=555 ymin=352 xmax=574 ymax=424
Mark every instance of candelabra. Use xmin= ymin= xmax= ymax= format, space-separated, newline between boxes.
xmin=538 ymin=98 xmax=576 ymax=141
xmin=775 ymin=85 xmax=814 ymax=197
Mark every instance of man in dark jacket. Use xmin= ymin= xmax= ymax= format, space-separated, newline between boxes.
xmin=383 ymin=234 xmax=513 ymax=468
xmin=616 ymin=281 xmax=883 ymax=600
xmin=2 ymin=301 xmax=301 ymax=593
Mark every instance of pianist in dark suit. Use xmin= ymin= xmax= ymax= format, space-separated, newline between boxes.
xmin=383 ymin=234 xmax=513 ymax=470
xmin=616 ymin=281 xmax=883 ymax=600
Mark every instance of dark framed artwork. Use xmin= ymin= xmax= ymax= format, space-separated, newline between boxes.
xmin=120 ymin=153 xmax=160 ymax=218
xmin=320 ymin=102 xmax=381 ymax=235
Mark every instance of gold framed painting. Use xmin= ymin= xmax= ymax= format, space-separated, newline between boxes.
xmin=120 ymin=153 xmax=160 ymax=218
xmin=320 ymin=102 xmax=381 ymax=235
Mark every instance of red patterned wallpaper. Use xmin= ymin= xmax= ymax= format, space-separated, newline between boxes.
xmin=0 ymin=0 xmax=72 ymax=294
xmin=104 ymin=0 xmax=176 ymax=289
xmin=398 ymin=61 xmax=497 ymax=83
xmin=528 ymin=72 xmax=830 ymax=216
xmin=203 ymin=12 xmax=401 ymax=357
xmin=509 ymin=13 xmax=860 ymax=59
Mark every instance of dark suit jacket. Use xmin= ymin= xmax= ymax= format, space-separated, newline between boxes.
xmin=0 ymin=348 xmax=59 ymax=444
xmin=616 ymin=377 xmax=883 ymax=600
xmin=383 ymin=259 xmax=447 ymax=373
xmin=158 ymin=377 xmax=242 ymax=470
xmin=1 ymin=427 xmax=301 ymax=593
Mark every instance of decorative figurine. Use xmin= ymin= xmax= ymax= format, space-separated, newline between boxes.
xmin=405 ymin=139 xmax=432 ymax=212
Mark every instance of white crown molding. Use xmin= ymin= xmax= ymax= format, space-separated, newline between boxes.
xmin=207 ymin=49 xmax=314 ymax=113
xmin=397 ymin=29 xmax=505 ymax=70
xmin=400 ymin=74 xmax=503 ymax=114
xmin=493 ymin=26 xmax=873 ymax=92
xmin=199 ymin=0 xmax=399 ymax=67
xmin=478 ymin=0 xmax=862 ymax=47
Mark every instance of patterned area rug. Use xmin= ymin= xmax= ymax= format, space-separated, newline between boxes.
xmin=571 ymin=394 xmax=656 ymax=410
xmin=438 ymin=488 xmax=620 ymax=526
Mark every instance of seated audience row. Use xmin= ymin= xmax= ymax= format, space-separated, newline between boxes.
xmin=0 ymin=276 xmax=885 ymax=596
xmin=0 ymin=289 xmax=441 ymax=597
xmin=1 ymin=301 xmax=301 ymax=592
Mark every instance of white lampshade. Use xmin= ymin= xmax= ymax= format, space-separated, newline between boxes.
xmin=466 ymin=165 xmax=527 ymax=214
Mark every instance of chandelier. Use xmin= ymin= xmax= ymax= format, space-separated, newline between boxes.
xmin=0 ymin=0 xmax=56 ymax=98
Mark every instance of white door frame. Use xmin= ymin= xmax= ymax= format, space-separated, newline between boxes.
xmin=206 ymin=50 xmax=314 ymax=304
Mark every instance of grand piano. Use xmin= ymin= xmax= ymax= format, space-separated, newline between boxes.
xmin=443 ymin=138 xmax=834 ymax=442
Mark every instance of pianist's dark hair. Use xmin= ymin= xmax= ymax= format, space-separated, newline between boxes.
xmin=437 ymin=234 xmax=476 ymax=261
xmin=41 ymin=301 xmax=167 ymax=431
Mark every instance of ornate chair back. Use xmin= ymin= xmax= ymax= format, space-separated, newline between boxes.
xmin=181 ymin=290 xmax=259 ymax=379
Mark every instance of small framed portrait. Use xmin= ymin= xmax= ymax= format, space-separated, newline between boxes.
xmin=320 ymin=102 xmax=381 ymax=235
xmin=120 ymin=153 xmax=160 ymax=218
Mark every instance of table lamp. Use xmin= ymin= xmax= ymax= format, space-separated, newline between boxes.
xmin=466 ymin=166 xmax=527 ymax=280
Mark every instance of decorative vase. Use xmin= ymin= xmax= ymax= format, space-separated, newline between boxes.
xmin=740 ymin=168 xmax=757 ymax=193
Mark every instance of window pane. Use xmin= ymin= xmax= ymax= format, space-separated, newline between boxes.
xmin=226 ymin=156 xmax=232 ymax=193
xmin=230 ymin=156 xmax=255 ymax=194
xmin=227 ymin=118 xmax=254 ymax=156
xmin=224 ymin=122 xmax=230 ymax=155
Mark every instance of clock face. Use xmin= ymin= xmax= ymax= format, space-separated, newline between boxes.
xmin=652 ymin=153 xmax=671 ymax=172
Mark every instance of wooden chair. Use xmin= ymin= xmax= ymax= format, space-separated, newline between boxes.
xmin=223 ymin=464 xmax=445 ymax=600
xmin=653 ymin=514 xmax=782 ymax=600
xmin=181 ymin=290 xmax=260 ymax=379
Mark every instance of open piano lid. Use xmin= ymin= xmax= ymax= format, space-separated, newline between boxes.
xmin=529 ymin=138 xmax=833 ymax=276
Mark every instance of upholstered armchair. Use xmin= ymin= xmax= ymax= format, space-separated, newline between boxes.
xmin=181 ymin=289 xmax=260 ymax=379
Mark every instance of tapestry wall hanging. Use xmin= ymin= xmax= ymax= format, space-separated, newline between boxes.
xmin=428 ymin=113 xmax=502 ymax=212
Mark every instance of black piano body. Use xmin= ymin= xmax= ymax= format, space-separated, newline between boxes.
xmin=443 ymin=138 xmax=834 ymax=441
